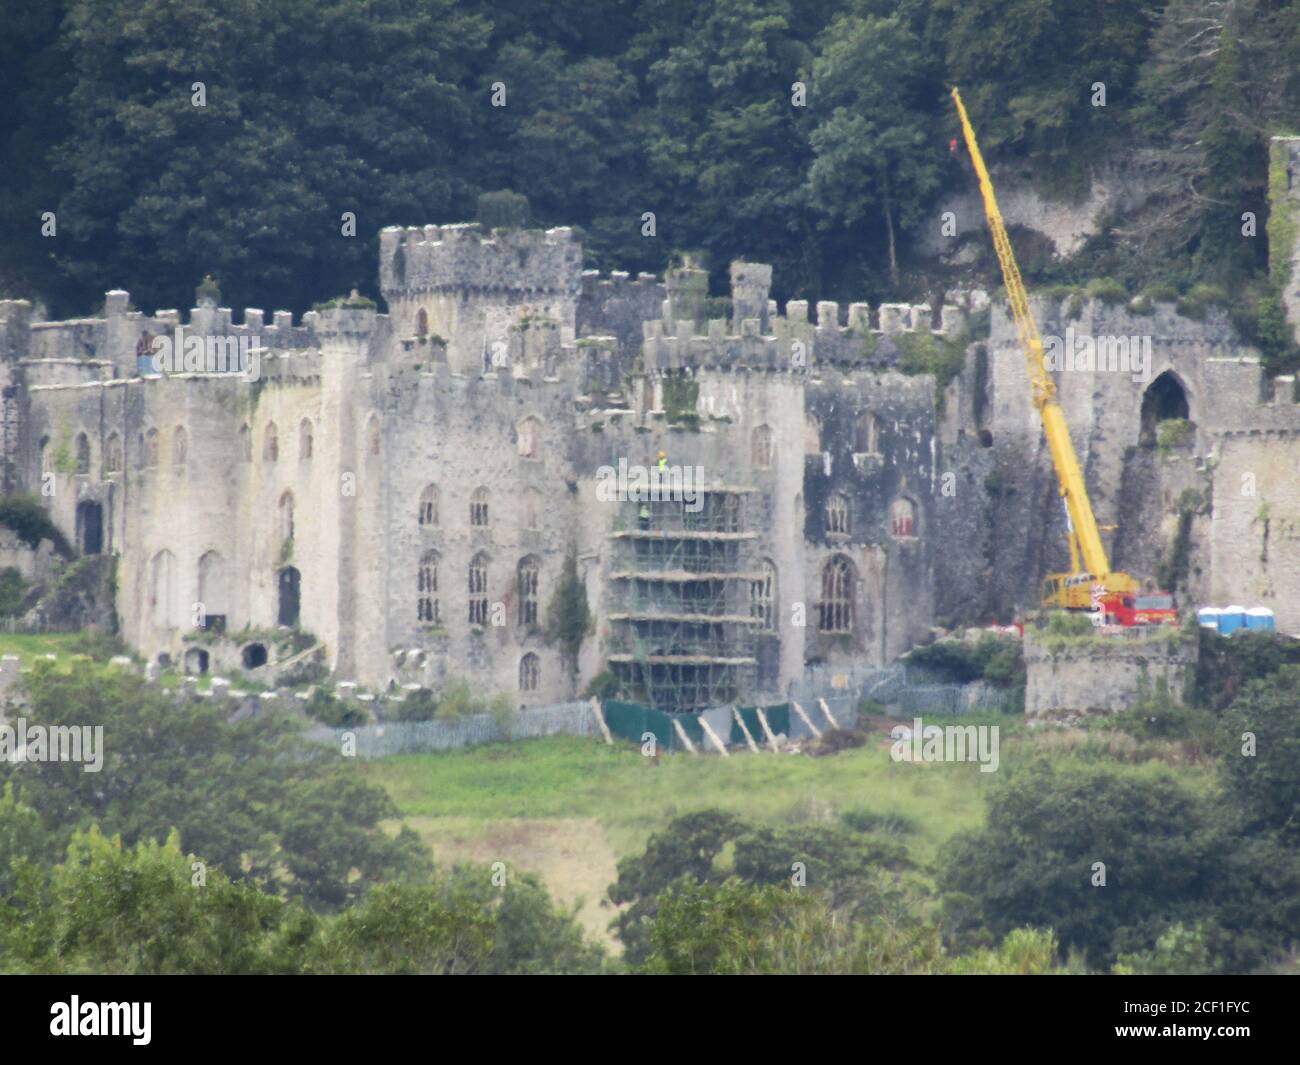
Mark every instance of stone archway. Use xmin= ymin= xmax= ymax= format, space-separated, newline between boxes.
xmin=1140 ymin=371 xmax=1191 ymax=444
xmin=75 ymin=500 xmax=103 ymax=555
xmin=278 ymin=566 xmax=300 ymax=627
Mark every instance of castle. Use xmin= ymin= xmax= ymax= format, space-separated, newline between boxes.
xmin=2 ymin=136 xmax=1299 ymax=711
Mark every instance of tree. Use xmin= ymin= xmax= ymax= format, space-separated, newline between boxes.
xmin=304 ymin=866 xmax=604 ymax=975
xmin=939 ymin=760 xmax=1222 ymax=968
xmin=0 ymin=783 xmax=49 ymax=900
xmin=607 ymin=809 xmax=742 ymax=964
xmin=643 ymin=878 xmax=943 ymax=975
xmin=546 ymin=548 xmax=592 ymax=671
xmin=0 ymin=828 xmax=313 ymax=974
xmin=49 ymin=0 xmax=489 ymax=316
xmin=807 ymin=12 xmax=944 ymax=286
xmin=2 ymin=661 xmax=431 ymax=911
xmin=1218 ymin=665 xmax=1300 ymax=843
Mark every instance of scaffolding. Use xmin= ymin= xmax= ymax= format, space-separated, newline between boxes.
xmin=606 ymin=488 xmax=760 ymax=712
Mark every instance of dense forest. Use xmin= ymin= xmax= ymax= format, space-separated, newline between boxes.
xmin=2 ymin=0 xmax=1298 ymax=322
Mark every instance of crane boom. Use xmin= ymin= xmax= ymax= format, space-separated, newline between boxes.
xmin=951 ymin=87 xmax=1133 ymax=599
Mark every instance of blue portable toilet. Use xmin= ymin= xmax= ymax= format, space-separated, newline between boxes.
xmin=1197 ymin=607 xmax=1221 ymax=632
xmin=1219 ymin=605 xmax=1246 ymax=636
xmin=1245 ymin=607 xmax=1275 ymax=632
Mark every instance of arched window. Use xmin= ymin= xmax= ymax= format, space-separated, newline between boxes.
xmin=819 ymin=555 xmax=854 ymax=633
xmin=468 ymin=552 xmax=489 ymax=626
xmin=144 ymin=428 xmax=160 ymax=467
xmin=804 ymin=414 xmax=822 ymax=455
xmin=299 ymin=418 xmax=313 ymax=461
xmin=517 ymin=556 xmax=540 ymax=628
xmin=891 ymin=497 xmax=916 ymax=538
xmin=172 ymin=426 xmax=187 ymax=466
xmin=519 ymin=652 xmax=540 ymax=692
xmin=367 ymin=415 xmax=381 ymax=457
xmin=752 ymin=424 xmax=774 ymax=468
xmin=751 ymin=559 xmax=777 ymax=631
xmin=105 ymin=433 xmax=122 ymax=475
xmin=263 ymin=422 xmax=278 ymax=463
xmin=38 ymin=436 xmax=49 ymax=475
xmin=418 ymin=550 xmax=440 ymax=624
xmin=517 ymin=416 xmax=541 ymax=459
xmin=416 ymin=308 xmax=429 ymax=337
xmin=855 ymin=413 xmax=881 ymax=455
xmin=279 ymin=491 xmax=294 ymax=541
xmin=75 ymin=432 xmax=91 ymax=475
xmin=825 ymin=493 xmax=849 ymax=535
xmin=419 ymin=484 xmax=439 ymax=527
xmin=470 ymin=486 xmax=489 ymax=528
xmin=149 ymin=549 xmax=176 ymax=628
xmin=522 ymin=488 xmax=542 ymax=531
xmin=239 ymin=424 xmax=251 ymax=462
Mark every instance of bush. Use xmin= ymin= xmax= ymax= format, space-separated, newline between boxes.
xmin=1084 ymin=277 xmax=1126 ymax=304
xmin=897 ymin=331 xmax=966 ymax=399
xmin=840 ymin=807 xmax=919 ymax=836
xmin=391 ymin=686 xmax=436 ymax=722
xmin=583 ymin=670 xmax=620 ymax=701
xmin=1141 ymin=283 xmax=1180 ymax=305
xmin=1044 ymin=611 xmax=1095 ymax=638
xmin=1176 ymin=283 xmax=1229 ymax=321
xmin=307 ymin=687 xmax=368 ymax=728
xmin=1156 ymin=417 xmax=1193 ymax=451
xmin=0 ymin=567 xmax=26 ymax=616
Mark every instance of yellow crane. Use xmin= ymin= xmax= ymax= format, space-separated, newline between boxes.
xmin=951 ymin=87 xmax=1143 ymax=613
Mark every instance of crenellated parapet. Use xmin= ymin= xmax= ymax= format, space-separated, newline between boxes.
xmin=378 ymin=223 xmax=584 ymax=300
xmin=638 ymin=293 xmax=964 ymax=374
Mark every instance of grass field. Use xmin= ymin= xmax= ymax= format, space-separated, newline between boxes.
xmin=0 ymin=633 xmax=89 ymax=659
xmin=363 ymin=718 xmax=1018 ymax=946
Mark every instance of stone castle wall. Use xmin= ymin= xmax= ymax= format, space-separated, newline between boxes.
xmin=1023 ymin=628 xmax=1197 ymax=716
xmin=4 ymin=196 xmax=1300 ymax=710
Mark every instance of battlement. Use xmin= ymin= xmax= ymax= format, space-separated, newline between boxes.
xmin=639 ymin=296 xmax=962 ymax=373
xmin=378 ymin=222 xmax=584 ymax=298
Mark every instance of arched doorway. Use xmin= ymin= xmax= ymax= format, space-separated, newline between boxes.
xmin=1140 ymin=371 xmax=1190 ymax=444
xmin=242 ymin=643 xmax=268 ymax=670
xmin=184 ymin=647 xmax=210 ymax=675
xmin=278 ymin=566 xmax=300 ymax=626
xmin=76 ymin=501 xmax=103 ymax=555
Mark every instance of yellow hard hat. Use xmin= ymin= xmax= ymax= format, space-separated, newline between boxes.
xmin=658 ymin=450 xmax=667 ymax=459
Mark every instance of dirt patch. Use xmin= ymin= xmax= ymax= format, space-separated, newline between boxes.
xmin=404 ymin=816 xmax=624 ymax=951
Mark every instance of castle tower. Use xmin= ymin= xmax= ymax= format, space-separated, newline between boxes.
xmin=730 ymin=261 xmax=772 ymax=332
xmin=379 ymin=223 xmax=583 ymax=375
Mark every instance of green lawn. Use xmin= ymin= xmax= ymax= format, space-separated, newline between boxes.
xmin=365 ymin=731 xmax=1001 ymax=863
xmin=0 ymin=633 xmax=89 ymax=660
xmin=362 ymin=721 xmax=1019 ymax=945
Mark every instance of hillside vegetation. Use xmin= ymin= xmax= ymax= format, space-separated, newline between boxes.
xmin=3 ymin=0 xmax=1298 ymax=333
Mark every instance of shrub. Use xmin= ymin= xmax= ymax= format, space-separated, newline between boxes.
xmin=1084 ymin=277 xmax=1126 ymax=304
xmin=1176 ymin=283 xmax=1229 ymax=321
xmin=583 ymin=670 xmax=620 ymax=701
xmin=391 ymin=687 xmax=436 ymax=722
xmin=0 ymin=567 xmax=26 ymax=617
xmin=1156 ymin=417 xmax=1193 ymax=452
xmin=307 ymin=687 xmax=368 ymax=727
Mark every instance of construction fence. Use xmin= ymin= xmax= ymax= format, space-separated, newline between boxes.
xmin=303 ymin=666 xmax=1020 ymax=760
xmin=305 ymin=700 xmax=596 ymax=759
